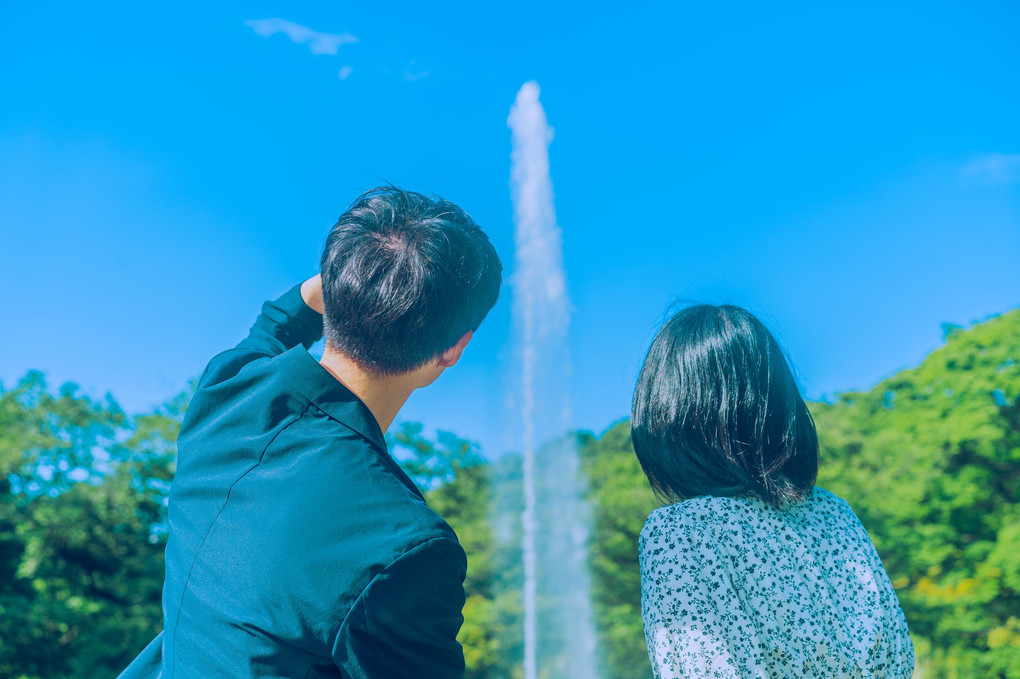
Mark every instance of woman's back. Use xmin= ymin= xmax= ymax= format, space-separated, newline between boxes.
xmin=640 ymin=487 xmax=914 ymax=678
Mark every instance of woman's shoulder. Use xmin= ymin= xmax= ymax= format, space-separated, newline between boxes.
xmin=801 ymin=486 xmax=861 ymax=523
xmin=642 ymin=492 xmax=770 ymax=532
xmin=645 ymin=494 xmax=738 ymax=523
xmin=808 ymin=485 xmax=847 ymax=507
xmin=640 ymin=494 xmax=754 ymax=560
xmin=640 ymin=487 xmax=854 ymax=545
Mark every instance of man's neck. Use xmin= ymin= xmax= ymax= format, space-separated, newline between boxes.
xmin=318 ymin=348 xmax=419 ymax=433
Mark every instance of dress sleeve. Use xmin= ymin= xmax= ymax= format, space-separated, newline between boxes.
xmin=332 ymin=537 xmax=468 ymax=678
xmin=639 ymin=509 xmax=752 ymax=679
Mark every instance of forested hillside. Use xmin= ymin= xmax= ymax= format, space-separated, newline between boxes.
xmin=0 ymin=309 xmax=1016 ymax=678
xmin=811 ymin=311 xmax=1020 ymax=676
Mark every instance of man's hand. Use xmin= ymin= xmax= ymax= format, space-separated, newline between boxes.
xmin=300 ymin=275 xmax=325 ymax=315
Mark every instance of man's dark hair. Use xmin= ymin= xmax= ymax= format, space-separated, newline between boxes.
xmin=631 ymin=305 xmax=818 ymax=507
xmin=320 ymin=186 xmax=502 ymax=375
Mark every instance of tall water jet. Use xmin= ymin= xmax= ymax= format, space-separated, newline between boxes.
xmin=508 ymin=80 xmax=600 ymax=679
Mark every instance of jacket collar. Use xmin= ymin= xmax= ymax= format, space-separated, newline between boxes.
xmin=276 ymin=346 xmax=388 ymax=452
xmin=274 ymin=347 xmax=426 ymax=501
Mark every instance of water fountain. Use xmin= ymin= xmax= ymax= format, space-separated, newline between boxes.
xmin=507 ymin=80 xmax=600 ymax=679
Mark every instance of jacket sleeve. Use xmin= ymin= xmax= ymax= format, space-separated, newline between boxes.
xmin=196 ymin=284 xmax=324 ymax=390
xmin=333 ymin=537 xmax=468 ymax=679
xmin=116 ymin=631 xmax=163 ymax=679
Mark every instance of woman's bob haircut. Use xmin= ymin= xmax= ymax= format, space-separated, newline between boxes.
xmin=631 ymin=305 xmax=818 ymax=507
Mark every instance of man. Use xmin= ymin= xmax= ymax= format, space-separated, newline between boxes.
xmin=120 ymin=187 xmax=503 ymax=678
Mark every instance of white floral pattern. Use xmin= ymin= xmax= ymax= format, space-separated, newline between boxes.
xmin=639 ymin=487 xmax=914 ymax=678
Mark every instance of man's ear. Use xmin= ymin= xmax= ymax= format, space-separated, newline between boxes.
xmin=436 ymin=331 xmax=473 ymax=368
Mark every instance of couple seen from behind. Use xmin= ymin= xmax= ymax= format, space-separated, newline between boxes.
xmin=119 ymin=187 xmax=915 ymax=679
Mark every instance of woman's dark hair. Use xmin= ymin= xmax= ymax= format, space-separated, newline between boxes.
xmin=631 ymin=305 xmax=818 ymax=507
xmin=320 ymin=186 xmax=502 ymax=375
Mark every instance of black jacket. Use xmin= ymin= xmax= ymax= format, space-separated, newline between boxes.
xmin=119 ymin=285 xmax=467 ymax=678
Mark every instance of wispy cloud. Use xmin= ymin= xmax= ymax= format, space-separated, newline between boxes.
xmin=404 ymin=59 xmax=430 ymax=82
xmin=245 ymin=18 xmax=357 ymax=56
xmin=961 ymin=153 xmax=1020 ymax=184
xmin=338 ymin=66 xmax=353 ymax=80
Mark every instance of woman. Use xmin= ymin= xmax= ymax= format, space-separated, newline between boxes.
xmin=632 ymin=305 xmax=914 ymax=678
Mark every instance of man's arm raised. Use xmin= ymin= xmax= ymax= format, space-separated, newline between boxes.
xmin=194 ymin=276 xmax=324 ymax=391
xmin=234 ymin=275 xmax=324 ymax=356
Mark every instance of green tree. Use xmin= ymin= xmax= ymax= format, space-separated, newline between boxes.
xmin=391 ymin=423 xmax=527 ymax=678
xmin=580 ymin=423 xmax=657 ymax=679
xmin=416 ymin=424 xmax=656 ymax=679
xmin=3 ymin=307 xmax=1017 ymax=678
xmin=813 ymin=309 xmax=1020 ymax=677
xmin=0 ymin=374 xmax=182 ymax=679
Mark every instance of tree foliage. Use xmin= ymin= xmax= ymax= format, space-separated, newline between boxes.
xmin=0 ymin=373 xmax=179 ymax=679
xmin=1 ymin=308 xmax=1016 ymax=678
xmin=443 ymin=310 xmax=1020 ymax=677
xmin=579 ymin=424 xmax=657 ymax=679
xmin=812 ymin=309 xmax=1020 ymax=677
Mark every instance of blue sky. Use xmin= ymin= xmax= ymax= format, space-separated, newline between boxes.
xmin=2 ymin=1 xmax=1018 ymax=456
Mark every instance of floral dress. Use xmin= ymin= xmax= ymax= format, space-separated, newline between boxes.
xmin=639 ymin=487 xmax=914 ymax=678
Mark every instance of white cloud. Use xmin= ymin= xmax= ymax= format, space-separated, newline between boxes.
xmin=245 ymin=18 xmax=357 ymax=56
xmin=961 ymin=153 xmax=1020 ymax=184
xmin=404 ymin=59 xmax=430 ymax=81
xmin=338 ymin=66 xmax=353 ymax=80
